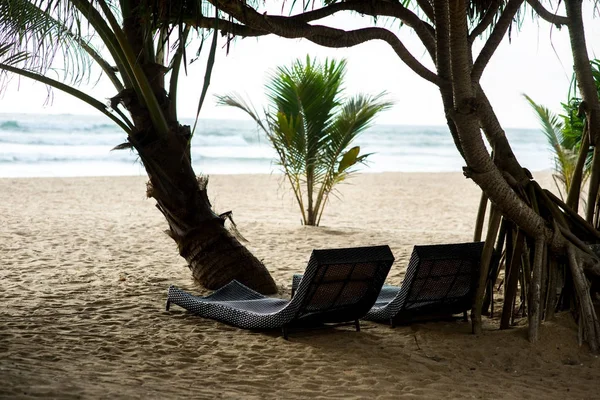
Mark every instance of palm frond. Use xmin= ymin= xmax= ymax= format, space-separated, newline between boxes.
xmin=0 ymin=59 xmax=132 ymax=134
xmin=312 ymin=91 xmax=392 ymax=222
xmin=0 ymin=0 xmax=93 ymax=86
xmin=524 ymin=93 xmax=577 ymax=195
xmin=215 ymin=93 xmax=270 ymax=136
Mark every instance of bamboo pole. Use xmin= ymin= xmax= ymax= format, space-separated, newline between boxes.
xmin=536 ymin=184 xmax=597 ymax=259
xmin=544 ymin=255 xmax=558 ymax=321
xmin=504 ymin=226 xmax=514 ymax=300
xmin=528 ymin=237 xmax=545 ymax=343
xmin=483 ymin=218 xmax=508 ymax=316
xmin=533 ymin=182 xmax=570 ymax=228
xmin=520 ymin=243 xmax=532 ymax=318
xmin=557 ymin=224 xmax=597 ymax=257
xmin=474 ymin=192 xmax=488 ymax=242
xmin=539 ymin=244 xmax=548 ymax=319
xmin=544 ymin=189 xmax=600 ymax=242
xmin=489 ymin=253 xmax=506 ymax=318
xmin=472 ymin=205 xmax=502 ymax=335
xmin=501 ymin=229 xmax=525 ymax=330
xmin=567 ymin=246 xmax=599 ymax=352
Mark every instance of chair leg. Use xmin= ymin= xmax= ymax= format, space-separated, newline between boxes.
xmin=282 ymin=326 xmax=289 ymax=340
xmin=165 ymin=299 xmax=171 ymax=311
xmin=355 ymin=319 xmax=360 ymax=332
xmin=463 ymin=311 xmax=468 ymax=321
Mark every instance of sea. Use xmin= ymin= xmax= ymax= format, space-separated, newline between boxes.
xmin=0 ymin=113 xmax=552 ymax=178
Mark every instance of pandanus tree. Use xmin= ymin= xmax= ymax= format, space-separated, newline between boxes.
xmin=0 ymin=0 xmax=277 ymax=293
xmin=195 ymin=0 xmax=600 ymax=349
xmin=217 ymin=56 xmax=391 ymax=226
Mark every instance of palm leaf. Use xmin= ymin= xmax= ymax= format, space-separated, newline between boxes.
xmin=0 ymin=0 xmax=93 ymax=86
xmin=191 ymin=7 xmax=219 ymax=136
xmin=313 ymin=92 xmax=392 ymax=224
xmin=524 ymin=93 xmax=577 ymax=195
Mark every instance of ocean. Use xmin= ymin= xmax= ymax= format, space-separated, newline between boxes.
xmin=0 ymin=113 xmax=552 ymax=178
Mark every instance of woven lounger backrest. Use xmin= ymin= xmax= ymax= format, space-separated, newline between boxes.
xmin=290 ymin=245 xmax=395 ymax=324
xmin=393 ymin=241 xmax=484 ymax=316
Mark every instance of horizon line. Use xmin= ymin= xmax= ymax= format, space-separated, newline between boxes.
xmin=0 ymin=112 xmax=541 ymax=131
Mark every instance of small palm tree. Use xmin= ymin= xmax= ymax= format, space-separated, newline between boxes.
xmin=218 ymin=56 xmax=392 ymax=226
xmin=523 ymin=94 xmax=589 ymax=199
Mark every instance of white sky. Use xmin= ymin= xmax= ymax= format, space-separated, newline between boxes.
xmin=0 ymin=4 xmax=599 ymax=129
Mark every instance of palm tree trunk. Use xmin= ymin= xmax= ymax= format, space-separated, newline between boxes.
xmin=564 ymin=0 xmax=600 ymax=222
xmin=129 ymin=124 xmax=277 ymax=294
xmin=118 ymin=3 xmax=277 ymax=294
xmin=307 ymin=165 xmax=316 ymax=225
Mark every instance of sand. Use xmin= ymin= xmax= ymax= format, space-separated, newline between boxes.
xmin=1 ymin=172 xmax=599 ymax=399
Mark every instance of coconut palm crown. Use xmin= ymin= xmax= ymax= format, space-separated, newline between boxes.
xmin=218 ymin=56 xmax=392 ymax=226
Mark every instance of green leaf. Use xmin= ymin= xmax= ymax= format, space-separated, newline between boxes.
xmin=192 ymin=7 xmax=219 ymax=136
xmin=338 ymin=146 xmax=360 ymax=173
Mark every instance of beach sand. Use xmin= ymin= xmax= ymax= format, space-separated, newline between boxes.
xmin=1 ymin=172 xmax=599 ymax=399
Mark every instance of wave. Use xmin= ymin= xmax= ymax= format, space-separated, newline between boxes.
xmin=0 ymin=134 xmax=126 ymax=147
xmin=0 ymin=113 xmax=553 ymax=177
xmin=0 ymin=153 xmax=138 ymax=164
xmin=0 ymin=114 xmax=124 ymax=134
xmin=80 ymin=123 xmax=117 ymax=132
xmin=0 ymin=121 xmax=27 ymax=132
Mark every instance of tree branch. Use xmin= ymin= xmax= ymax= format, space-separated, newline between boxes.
xmin=415 ymin=0 xmax=435 ymax=22
xmin=432 ymin=0 xmax=463 ymax=156
xmin=468 ymin=0 xmax=501 ymax=42
xmin=294 ymin=0 xmax=436 ymax=57
xmin=183 ymin=16 xmax=267 ymax=37
xmin=182 ymin=1 xmax=437 ymax=60
xmin=208 ymin=0 xmax=441 ymax=86
xmin=526 ymin=0 xmax=569 ymax=26
xmin=471 ymin=0 xmax=524 ymax=83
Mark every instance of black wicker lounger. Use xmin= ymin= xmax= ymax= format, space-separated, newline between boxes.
xmin=166 ymin=245 xmax=394 ymax=338
xmin=364 ymin=242 xmax=484 ymax=326
xmin=292 ymin=242 xmax=483 ymax=326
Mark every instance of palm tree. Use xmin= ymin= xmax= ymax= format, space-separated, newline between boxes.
xmin=217 ymin=56 xmax=392 ymax=226
xmin=0 ymin=0 xmax=277 ymax=293
xmin=525 ymin=58 xmax=600 ymax=206
xmin=523 ymin=94 xmax=585 ymax=199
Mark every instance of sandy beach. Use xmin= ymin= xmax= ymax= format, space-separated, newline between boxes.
xmin=1 ymin=171 xmax=599 ymax=399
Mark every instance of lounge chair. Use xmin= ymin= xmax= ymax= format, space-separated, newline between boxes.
xmin=292 ymin=241 xmax=483 ymax=326
xmin=166 ymin=245 xmax=394 ymax=339
xmin=364 ymin=242 xmax=484 ymax=326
